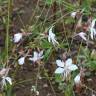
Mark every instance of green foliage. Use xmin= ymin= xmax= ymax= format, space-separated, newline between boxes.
xmin=54 ymin=74 xmax=75 ymax=96
xmin=0 ymin=0 xmax=96 ymax=95
xmin=64 ymin=17 xmax=75 ymax=25
xmin=0 ymin=0 xmax=8 ymax=5
xmin=86 ymin=60 xmax=96 ymax=70
xmin=45 ymin=0 xmax=54 ymax=5
xmin=55 ymin=74 xmax=63 ymax=83
xmin=3 ymin=85 xmax=15 ymax=96
xmin=43 ymin=47 xmax=52 ymax=62
xmin=41 ymin=39 xmax=51 ymax=49
xmin=77 ymin=47 xmax=96 ymax=70
xmin=81 ymin=0 xmax=92 ymax=14
xmin=64 ymin=83 xmax=74 ymax=96
xmin=44 ymin=0 xmax=64 ymax=5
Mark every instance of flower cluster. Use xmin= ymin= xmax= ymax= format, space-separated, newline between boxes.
xmin=71 ymin=11 xmax=96 ymax=41
xmin=18 ymin=50 xmax=44 ymax=65
xmin=0 ymin=68 xmax=12 ymax=88
xmin=29 ymin=51 xmax=44 ymax=63
xmin=16 ymin=26 xmax=58 ymax=65
xmin=55 ymin=58 xmax=78 ymax=79
xmin=12 ymin=11 xmax=96 ymax=92
xmin=13 ymin=25 xmax=85 ymax=86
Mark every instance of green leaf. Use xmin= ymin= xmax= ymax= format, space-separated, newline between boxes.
xmin=86 ymin=60 xmax=96 ymax=70
xmin=81 ymin=0 xmax=91 ymax=13
xmin=43 ymin=47 xmax=52 ymax=62
xmin=45 ymin=0 xmax=54 ymax=5
xmin=41 ymin=39 xmax=51 ymax=49
xmin=55 ymin=74 xmax=63 ymax=83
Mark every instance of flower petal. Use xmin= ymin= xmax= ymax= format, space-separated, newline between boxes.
xmin=39 ymin=50 xmax=43 ymax=57
xmin=71 ymin=12 xmax=77 ymax=18
xmin=2 ymin=76 xmax=12 ymax=86
xmin=5 ymin=77 xmax=12 ymax=85
xmin=18 ymin=57 xmax=25 ymax=65
xmin=52 ymin=39 xmax=59 ymax=45
xmin=91 ymin=19 xmax=96 ymax=28
xmin=29 ymin=57 xmax=37 ymax=62
xmin=90 ymin=28 xmax=94 ymax=39
xmin=74 ymin=74 xmax=81 ymax=84
xmin=48 ymin=26 xmax=59 ymax=45
xmin=29 ymin=51 xmax=44 ymax=62
xmin=68 ymin=64 xmax=78 ymax=71
xmin=78 ymin=32 xmax=87 ymax=41
xmin=49 ymin=31 xmax=55 ymax=40
xmin=14 ymin=33 xmax=22 ymax=43
xmin=48 ymin=36 xmax=51 ymax=42
xmin=49 ymin=26 xmax=53 ymax=33
xmin=55 ymin=67 xmax=64 ymax=74
xmin=56 ymin=60 xmax=64 ymax=67
xmin=34 ymin=51 xmax=38 ymax=58
xmin=65 ymin=58 xmax=72 ymax=66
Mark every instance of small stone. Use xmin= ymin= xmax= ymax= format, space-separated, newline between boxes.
xmin=43 ymin=84 xmax=48 ymax=88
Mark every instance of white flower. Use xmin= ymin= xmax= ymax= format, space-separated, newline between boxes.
xmin=91 ymin=19 xmax=96 ymax=28
xmin=78 ymin=32 xmax=87 ymax=41
xmin=71 ymin=12 xmax=77 ymax=18
xmin=13 ymin=33 xmax=23 ymax=43
xmin=31 ymin=85 xmax=39 ymax=95
xmin=48 ymin=26 xmax=59 ymax=45
xmin=74 ymin=74 xmax=81 ymax=84
xmin=89 ymin=19 xmax=96 ymax=39
xmin=90 ymin=28 xmax=96 ymax=39
xmin=36 ymin=91 xmax=39 ymax=96
xmin=18 ymin=57 xmax=25 ymax=65
xmin=29 ymin=51 xmax=43 ymax=62
xmin=2 ymin=76 xmax=12 ymax=87
xmin=31 ymin=85 xmax=37 ymax=92
xmin=55 ymin=58 xmax=78 ymax=78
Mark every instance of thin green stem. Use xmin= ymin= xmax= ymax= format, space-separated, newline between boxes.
xmin=6 ymin=0 xmax=11 ymax=67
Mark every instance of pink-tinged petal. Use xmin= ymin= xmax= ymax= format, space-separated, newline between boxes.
xmin=55 ymin=67 xmax=64 ymax=74
xmin=71 ymin=12 xmax=77 ymax=18
xmin=78 ymin=32 xmax=87 ymax=41
xmin=29 ymin=51 xmax=44 ymax=62
xmin=39 ymin=50 xmax=43 ymax=57
xmin=68 ymin=64 xmax=78 ymax=71
xmin=56 ymin=60 xmax=64 ymax=67
xmin=65 ymin=58 xmax=72 ymax=66
xmin=0 ymin=68 xmax=9 ymax=76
